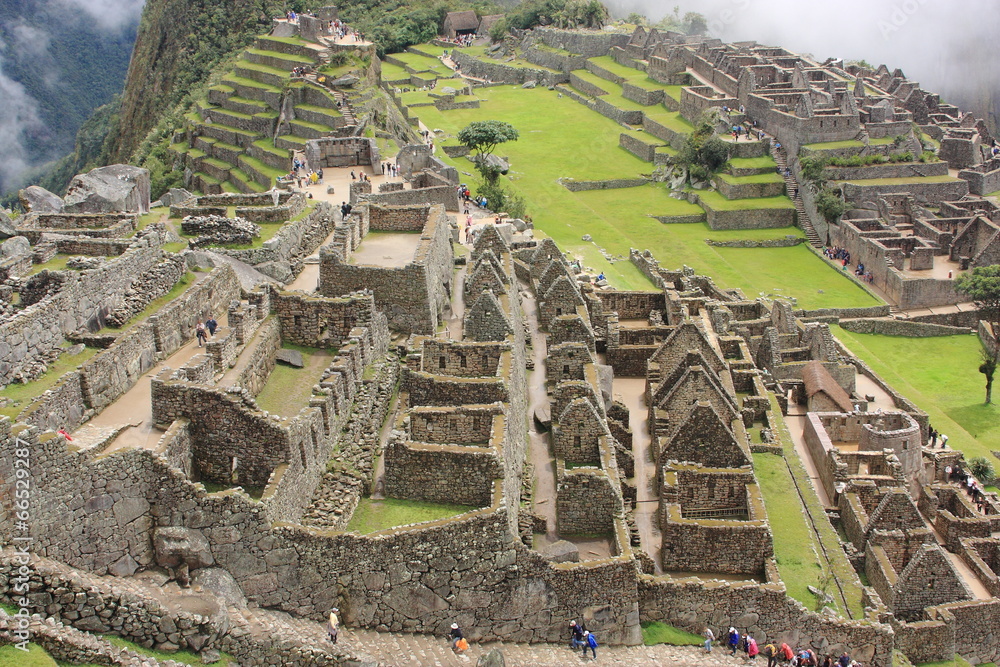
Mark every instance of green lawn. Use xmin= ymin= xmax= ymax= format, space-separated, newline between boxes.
xmin=717 ymin=172 xmax=785 ymax=185
xmin=832 ymin=327 xmax=1000 ymax=468
xmin=347 ymin=498 xmax=476 ymax=534
xmin=728 ymin=156 xmax=778 ymax=170
xmin=753 ymin=452 xmax=832 ymax=612
xmin=255 ymin=344 xmax=333 ymax=416
xmin=0 ymin=644 xmax=56 ymax=666
xmin=803 ymin=140 xmax=866 ymax=150
xmin=0 ymin=344 xmax=100 ymax=420
xmin=403 ymin=85 xmax=877 ymax=308
xmin=640 ymin=621 xmax=704 ymax=646
xmin=28 ymin=255 xmax=77 ymax=275
xmin=697 ymin=190 xmax=795 ymax=211
xmin=838 ymin=175 xmax=960 ymax=186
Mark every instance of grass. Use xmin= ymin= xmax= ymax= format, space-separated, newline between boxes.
xmin=728 ymin=156 xmax=778 ymax=170
xmin=0 ymin=644 xmax=57 ymax=666
xmin=838 ymin=175 xmax=960 ymax=185
xmin=103 ymin=271 xmax=196 ymax=332
xmin=697 ymin=190 xmax=795 ymax=211
xmin=915 ymin=658 xmax=978 ymax=667
xmin=137 ymin=207 xmax=169 ymax=231
xmin=103 ymin=634 xmax=232 ymax=665
xmin=254 ymin=344 xmax=332 ymax=417
xmin=28 ymin=255 xmax=76 ymax=275
xmin=403 ymin=84 xmax=880 ymax=309
xmin=753 ymin=452 xmax=831 ymax=611
xmin=716 ymin=172 xmax=785 ymax=185
xmin=802 ymin=140 xmax=866 ymax=150
xmin=0 ymin=344 xmax=99 ymax=420
xmin=640 ymin=621 xmax=704 ymax=646
xmin=832 ymin=327 xmax=1000 ymax=468
xmin=347 ymin=497 xmax=476 ymax=534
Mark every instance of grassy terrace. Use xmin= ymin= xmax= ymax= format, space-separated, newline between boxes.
xmin=380 ymin=62 xmax=411 ymax=80
xmin=255 ymin=344 xmax=333 ymax=417
xmin=697 ymin=190 xmax=795 ymax=210
xmin=728 ymin=156 xmax=779 ymax=170
xmin=644 ymin=108 xmax=695 ymax=133
xmin=641 ymin=622 xmax=703 ymax=646
xmin=832 ymin=327 xmax=1000 ymax=470
xmin=347 ymin=498 xmax=476 ymax=534
xmin=837 ymin=175 xmax=961 ymax=185
xmin=717 ymin=172 xmax=785 ymax=185
xmin=245 ymin=47 xmax=314 ymax=64
xmin=803 ymin=139 xmax=865 ymax=150
xmin=0 ymin=344 xmax=100 ymax=420
xmin=403 ymin=84 xmax=879 ymax=308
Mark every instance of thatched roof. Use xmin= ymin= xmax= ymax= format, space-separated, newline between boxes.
xmin=445 ymin=10 xmax=480 ymax=31
xmin=478 ymin=14 xmax=503 ymax=33
xmin=802 ymin=360 xmax=854 ymax=413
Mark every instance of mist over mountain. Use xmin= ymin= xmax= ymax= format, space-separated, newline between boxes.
xmin=0 ymin=0 xmax=140 ymax=195
xmin=606 ymin=0 xmax=1000 ymax=131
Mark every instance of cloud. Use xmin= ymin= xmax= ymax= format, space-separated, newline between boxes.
xmin=9 ymin=21 xmax=51 ymax=56
xmin=0 ymin=49 xmax=45 ymax=192
xmin=54 ymin=0 xmax=146 ymax=31
xmin=605 ymin=0 xmax=1000 ymax=119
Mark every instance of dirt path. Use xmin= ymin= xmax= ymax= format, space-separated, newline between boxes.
xmin=89 ymin=312 xmax=230 ymax=453
xmin=613 ymin=375 xmax=661 ymax=572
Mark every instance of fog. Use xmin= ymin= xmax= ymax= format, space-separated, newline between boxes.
xmin=0 ymin=0 xmax=143 ymax=196
xmin=605 ymin=0 xmax=1000 ymax=126
xmin=56 ymin=0 xmax=145 ymax=30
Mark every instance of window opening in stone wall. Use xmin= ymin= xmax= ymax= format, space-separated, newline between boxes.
xmin=460 ymin=354 xmax=467 ymax=368
xmin=439 ymin=356 xmax=446 ymax=369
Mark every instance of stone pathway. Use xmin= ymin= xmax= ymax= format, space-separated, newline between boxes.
xmin=241 ymin=604 xmax=754 ymax=667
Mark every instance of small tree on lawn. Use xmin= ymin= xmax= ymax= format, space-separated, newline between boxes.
xmin=957 ymin=265 xmax=1000 ymax=404
xmin=980 ymin=347 xmax=998 ymax=404
xmin=458 ymin=120 xmax=519 ymax=184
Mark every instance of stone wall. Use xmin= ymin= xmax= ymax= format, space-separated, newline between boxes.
xmin=319 ymin=204 xmax=453 ymax=334
xmin=556 ymin=467 xmax=621 ymax=535
xmin=236 ymin=317 xmax=282 ymax=397
xmin=452 ymin=51 xmax=568 ymax=87
xmin=560 ymin=177 xmax=650 ymax=192
xmin=699 ymin=195 xmax=796 ymax=230
xmin=149 ymin=265 xmax=242 ymax=358
xmin=407 ymin=404 xmax=503 ymax=444
xmin=638 ymin=575 xmax=893 ymax=667
xmin=839 ymin=319 xmax=970 ymax=337
xmin=382 ymin=436 xmax=501 ymax=507
xmin=0 ymin=230 xmax=169 ymax=387
xmin=273 ymin=289 xmax=378 ymax=349
xmin=420 ymin=339 xmax=506 ymax=377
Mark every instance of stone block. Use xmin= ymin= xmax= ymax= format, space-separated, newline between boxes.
xmin=154 ymin=527 xmax=215 ymax=570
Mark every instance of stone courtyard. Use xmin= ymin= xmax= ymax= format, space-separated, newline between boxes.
xmin=1 ymin=14 xmax=1000 ymax=667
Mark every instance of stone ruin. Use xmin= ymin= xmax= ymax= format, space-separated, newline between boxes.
xmin=180 ymin=215 xmax=260 ymax=248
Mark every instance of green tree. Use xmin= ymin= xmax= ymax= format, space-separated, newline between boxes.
xmin=683 ymin=12 xmax=708 ymax=35
xmin=957 ymin=265 xmax=1000 ymax=334
xmin=979 ymin=347 xmax=998 ymax=405
xmin=815 ymin=188 xmax=847 ymax=224
xmin=458 ymin=120 xmax=519 ymax=183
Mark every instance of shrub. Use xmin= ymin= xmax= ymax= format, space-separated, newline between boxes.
xmin=799 ymin=157 xmax=827 ymax=184
xmin=968 ymin=457 xmax=996 ymax=485
xmin=815 ymin=187 xmax=847 ymax=223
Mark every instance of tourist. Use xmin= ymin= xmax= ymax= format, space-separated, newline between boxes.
xmin=350 ymin=170 xmax=356 ymax=180
xmin=206 ymin=317 xmax=217 ymax=336
xmin=582 ymin=630 xmax=597 ymax=659
xmin=747 ymin=634 xmax=759 ymax=661
xmin=449 ymin=623 xmax=466 ymax=652
xmin=57 ymin=427 xmax=73 ymax=441
xmin=569 ymin=620 xmax=585 ymax=649
xmin=930 ymin=428 xmax=938 ymax=446
xmin=780 ymin=643 xmax=795 ymax=663
xmin=327 ymin=608 xmax=339 ymax=644
xmin=940 ymin=434 xmax=949 ymax=449
xmin=728 ymin=627 xmax=741 ymax=656
xmin=317 ymin=168 xmax=324 ymax=184
xmin=838 ymin=651 xmax=851 ymax=667
xmin=762 ymin=642 xmax=778 ymax=667
xmin=703 ymin=626 xmax=715 ymax=652
xmin=196 ymin=321 xmax=207 ymax=347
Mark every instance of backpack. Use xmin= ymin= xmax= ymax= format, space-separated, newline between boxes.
xmin=587 ymin=633 xmax=598 ymax=648
xmin=456 ymin=637 xmax=469 ymax=652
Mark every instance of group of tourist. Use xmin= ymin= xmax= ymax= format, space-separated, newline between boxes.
xmin=946 ymin=464 xmax=993 ymax=513
xmin=194 ymin=317 xmax=218 ymax=347
xmin=445 ymin=33 xmax=477 ymax=47
xmin=706 ymin=627 xmax=863 ymax=667
xmin=567 ymin=620 xmax=599 ymax=659
xmin=291 ymin=66 xmax=312 ymax=78
xmin=822 ymin=246 xmax=874 ymax=284
xmin=380 ymin=161 xmax=400 ymax=177
xmin=282 ymin=158 xmax=323 ymax=189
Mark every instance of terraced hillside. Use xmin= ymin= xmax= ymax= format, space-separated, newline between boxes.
xmin=170 ymin=34 xmax=357 ymax=194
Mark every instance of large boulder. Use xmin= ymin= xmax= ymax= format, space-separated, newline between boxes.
xmin=0 ymin=209 xmax=16 ymax=238
xmin=153 ymin=527 xmax=214 ymax=570
xmin=63 ymin=164 xmax=151 ymax=214
xmin=1 ymin=236 xmax=31 ymax=259
xmin=159 ymin=188 xmax=193 ymax=208
xmin=19 ymin=185 xmax=63 ymax=213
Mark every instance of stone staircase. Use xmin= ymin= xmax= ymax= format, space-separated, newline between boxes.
xmin=771 ymin=142 xmax=822 ymax=247
xmin=172 ymin=32 xmax=360 ymax=195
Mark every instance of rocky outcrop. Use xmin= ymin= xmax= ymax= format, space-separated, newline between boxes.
xmin=19 ymin=185 xmax=64 ymax=213
xmin=181 ymin=215 xmax=260 ymax=248
xmin=63 ymin=165 xmax=152 ymax=214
